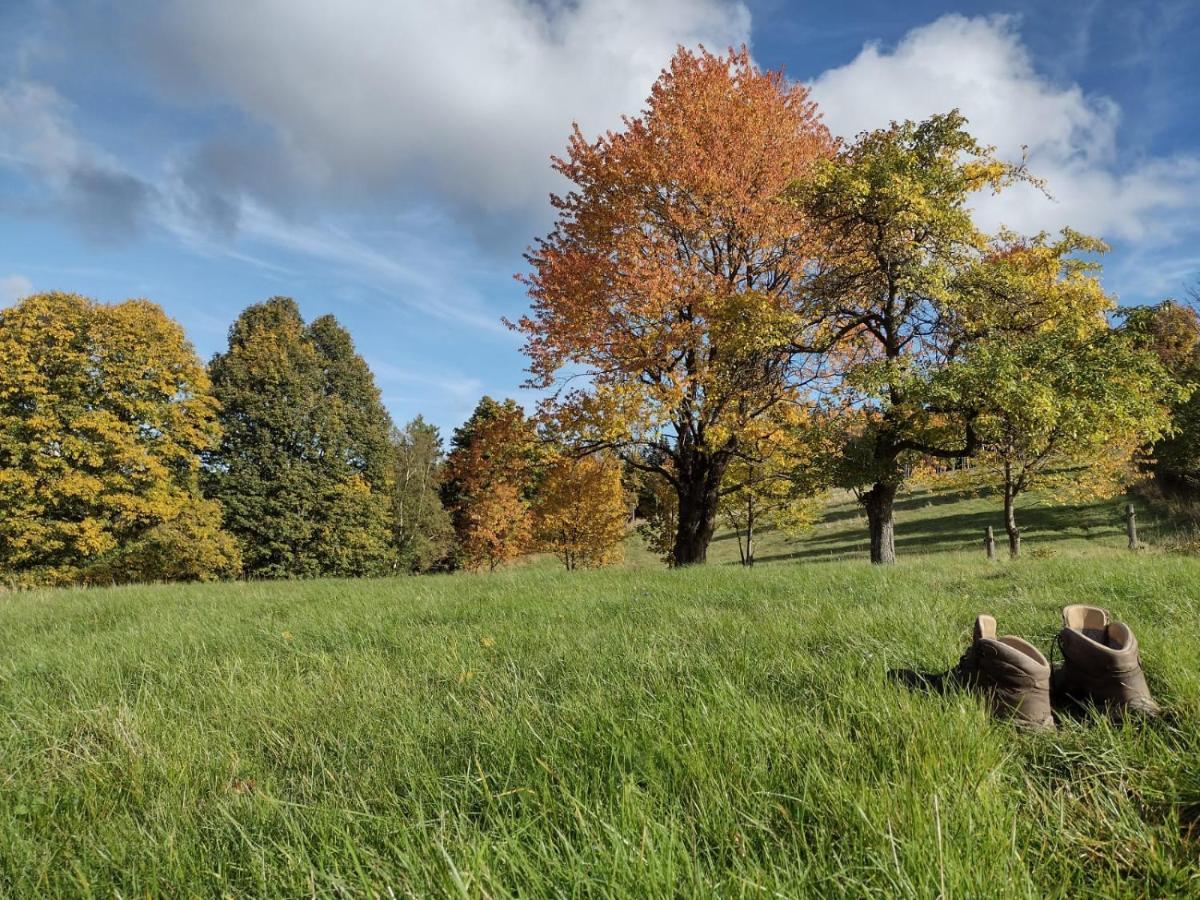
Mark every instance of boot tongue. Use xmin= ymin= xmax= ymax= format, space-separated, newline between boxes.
xmin=974 ymin=614 xmax=997 ymax=642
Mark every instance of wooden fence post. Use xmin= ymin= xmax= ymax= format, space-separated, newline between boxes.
xmin=1125 ymin=503 xmax=1138 ymax=551
xmin=985 ymin=526 xmax=996 ymax=561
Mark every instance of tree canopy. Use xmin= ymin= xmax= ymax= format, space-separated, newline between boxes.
xmin=206 ymin=297 xmax=394 ymax=578
xmin=442 ymin=397 xmax=541 ymax=571
xmin=947 ymin=232 xmax=1178 ymax=556
xmin=517 ymin=46 xmax=834 ymax=566
xmin=0 ymin=292 xmax=239 ymax=586
xmin=390 ymin=416 xmax=454 ymax=573
xmin=792 ymin=111 xmax=1033 ymax=563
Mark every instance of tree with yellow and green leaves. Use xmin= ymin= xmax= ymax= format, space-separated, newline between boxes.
xmin=792 ymin=112 xmax=1035 ymax=564
xmin=718 ymin=401 xmax=829 ymax=567
xmin=947 ymin=232 xmax=1180 ymax=557
xmin=533 ymin=452 xmax=629 ymax=570
xmin=0 ymin=292 xmax=240 ymax=586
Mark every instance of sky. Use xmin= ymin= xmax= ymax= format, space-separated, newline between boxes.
xmin=2 ymin=0 xmax=1198 ymax=435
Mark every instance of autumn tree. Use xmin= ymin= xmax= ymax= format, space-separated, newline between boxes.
xmin=390 ymin=416 xmax=454 ymax=573
xmin=950 ymin=232 xmax=1178 ymax=557
xmin=718 ymin=402 xmax=827 ymax=566
xmin=1124 ymin=299 xmax=1200 ymax=496
xmin=206 ymin=298 xmax=393 ymax=578
xmin=793 ymin=112 xmax=1031 ymax=564
xmin=533 ymin=453 xmax=628 ymax=569
xmin=517 ymin=46 xmax=834 ymax=566
xmin=0 ymin=292 xmax=239 ymax=586
xmin=442 ymin=397 xmax=540 ymax=571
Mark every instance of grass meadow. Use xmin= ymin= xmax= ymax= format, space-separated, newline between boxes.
xmin=2 ymin=488 xmax=1199 ymax=897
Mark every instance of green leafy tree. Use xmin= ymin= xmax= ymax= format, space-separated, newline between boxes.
xmin=0 ymin=292 xmax=239 ymax=586
xmin=206 ymin=297 xmax=393 ymax=578
xmin=949 ymin=233 xmax=1178 ymax=556
xmin=390 ymin=416 xmax=454 ymax=573
xmin=1124 ymin=299 xmax=1200 ymax=495
xmin=793 ymin=112 xmax=1032 ymax=563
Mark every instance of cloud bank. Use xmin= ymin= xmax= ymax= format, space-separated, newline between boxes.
xmin=3 ymin=6 xmax=1197 ymax=316
xmin=808 ymin=14 xmax=1200 ymax=243
xmin=137 ymin=0 xmax=753 ymax=227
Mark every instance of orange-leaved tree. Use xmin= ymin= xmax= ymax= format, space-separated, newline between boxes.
xmin=441 ymin=397 xmax=541 ymax=571
xmin=533 ymin=453 xmax=629 ymax=570
xmin=516 ymin=46 xmax=835 ymax=566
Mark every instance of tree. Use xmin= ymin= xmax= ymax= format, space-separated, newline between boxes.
xmin=718 ymin=402 xmax=827 ymax=566
xmin=516 ymin=46 xmax=834 ymax=566
xmin=793 ymin=112 xmax=1031 ymax=563
xmin=1124 ymin=299 xmax=1200 ymax=496
xmin=951 ymin=233 xmax=1178 ymax=557
xmin=206 ymin=298 xmax=393 ymax=578
xmin=533 ymin=453 xmax=628 ymax=570
xmin=0 ymin=292 xmax=240 ymax=586
xmin=442 ymin=397 xmax=540 ymax=571
xmin=390 ymin=416 xmax=454 ymax=573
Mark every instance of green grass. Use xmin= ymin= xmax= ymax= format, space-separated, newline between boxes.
xmin=635 ymin=484 xmax=1176 ymax=569
xmin=2 ymin=489 xmax=1199 ymax=896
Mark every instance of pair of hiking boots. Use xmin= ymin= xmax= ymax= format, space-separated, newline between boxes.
xmin=915 ymin=604 xmax=1159 ymax=729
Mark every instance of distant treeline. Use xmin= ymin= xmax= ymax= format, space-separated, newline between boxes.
xmin=0 ymin=294 xmax=628 ymax=587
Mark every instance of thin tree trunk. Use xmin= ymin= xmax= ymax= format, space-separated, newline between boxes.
xmin=1003 ymin=462 xmax=1020 ymax=559
xmin=861 ymin=481 xmax=897 ymax=565
xmin=732 ymin=520 xmax=746 ymax=565
xmin=745 ymin=494 xmax=755 ymax=567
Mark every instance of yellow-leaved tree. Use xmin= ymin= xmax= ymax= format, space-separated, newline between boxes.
xmin=717 ymin=401 xmax=829 ymax=566
xmin=947 ymin=232 xmax=1182 ymax=556
xmin=0 ymin=292 xmax=240 ymax=586
xmin=533 ymin=453 xmax=629 ymax=570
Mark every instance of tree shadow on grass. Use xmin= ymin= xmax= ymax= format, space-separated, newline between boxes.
xmin=804 ymin=486 xmax=996 ymax=527
xmin=755 ymin=497 xmax=1147 ymax=564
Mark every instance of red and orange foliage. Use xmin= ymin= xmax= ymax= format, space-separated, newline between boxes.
xmin=442 ymin=397 xmax=540 ymax=571
xmin=516 ymin=46 xmax=834 ymax=566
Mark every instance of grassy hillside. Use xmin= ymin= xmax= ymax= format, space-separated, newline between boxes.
xmin=2 ymin=535 xmax=1198 ymax=895
xmin=602 ymin=483 xmax=1175 ymax=570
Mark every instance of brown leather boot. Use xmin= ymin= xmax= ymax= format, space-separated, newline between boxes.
xmin=896 ymin=614 xmax=1055 ymax=729
xmin=1053 ymin=605 xmax=1159 ymax=720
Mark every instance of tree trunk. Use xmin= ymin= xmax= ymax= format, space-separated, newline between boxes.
xmin=744 ymin=495 xmax=755 ymax=567
xmin=1003 ymin=463 xmax=1020 ymax=559
xmin=861 ymin=481 xmax=897 ymax=565
xmin=672 ymin=454 xmax=727 ymax=567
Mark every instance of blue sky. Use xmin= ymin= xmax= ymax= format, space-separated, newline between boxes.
xmin=2 ymin=0 xmax=1198 ymax=434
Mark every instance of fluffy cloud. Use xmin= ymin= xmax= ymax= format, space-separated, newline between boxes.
xmin=809 ymin=14 xmax=1200 ymax=243
xmin=1 ymin=274 xmax=33 ymax=305
xmin=134 ymin=0 xmax=751 ymax=223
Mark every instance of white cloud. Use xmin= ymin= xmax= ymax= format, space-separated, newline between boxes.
xmin=0 ymin=79 xmax=157 ymax=240
xmin=1 ymin=274 xmax=33 ymax=305
xmin=137 ymin=0 xmax=752 ymax=219
xmin=808 ymin=14 xmax=1200 ymax=243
